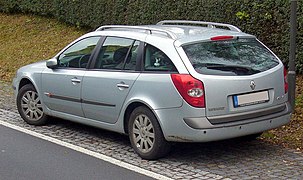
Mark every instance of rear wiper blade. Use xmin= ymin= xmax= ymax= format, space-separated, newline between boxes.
xmin=193 ymin=63 xmax=261 ymax=75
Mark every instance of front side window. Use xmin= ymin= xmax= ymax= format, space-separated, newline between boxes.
xmin=144 ymin=44 xmax=177 ymax=72
xmin=183 ymin=38 xmax=279 ymax=76
xmin=94 ymin=37 xmax=138 ymax=70
xmin=58 ymin=37 xmax=100 ymax=68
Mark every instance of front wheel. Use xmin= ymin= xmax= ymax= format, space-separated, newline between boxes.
xmin=17 ymin=84 xmax=48 ymax=125
xmin=128 ymin=106 xmax=170 ymax=160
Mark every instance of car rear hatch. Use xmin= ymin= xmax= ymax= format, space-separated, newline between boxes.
xmin=181 ymin=37 xmax=288 ymax=124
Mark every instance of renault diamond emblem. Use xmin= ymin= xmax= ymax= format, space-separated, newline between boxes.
xmin=250 ymin=80 xmax=256 ymax=90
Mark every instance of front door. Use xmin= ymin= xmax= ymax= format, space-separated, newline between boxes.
xmin=41 ymin=69 xmax=85 ymax=116
xmin=41 ymin=36 xmax=100 ymax=116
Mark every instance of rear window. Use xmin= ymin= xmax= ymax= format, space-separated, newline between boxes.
xmin=182 ymin=38 xmax=279 ymax=76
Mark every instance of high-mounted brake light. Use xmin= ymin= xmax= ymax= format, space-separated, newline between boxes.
xmin=210 ymin=35 xmax=234 ymax=41
xmin=171 ymin=74 xmax=205 ymax=108
xmin=284 ymin=67 xmax=288 ymax=94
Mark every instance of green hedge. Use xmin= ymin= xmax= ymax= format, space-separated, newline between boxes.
xmin=0 ymin=0 xmax=302 ymax=73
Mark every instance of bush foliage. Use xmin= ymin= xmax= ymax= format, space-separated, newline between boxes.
xmin=0 ymin=0 xmax=302 ymax=73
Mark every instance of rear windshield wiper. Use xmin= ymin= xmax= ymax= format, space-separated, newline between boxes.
xmin=193 ymin=63 xmax=261 ymax=75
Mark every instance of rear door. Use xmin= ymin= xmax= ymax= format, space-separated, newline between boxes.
xmin=181 ymin=38 xmax=287 ymax=123
xmin=81 ymin=37 xmax=141 ymax=124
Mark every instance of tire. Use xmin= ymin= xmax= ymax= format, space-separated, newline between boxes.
xmin=128 ymin=106 xmax=171 ymax=160
xmin=17 ymin=84 xmax=48 ymax=125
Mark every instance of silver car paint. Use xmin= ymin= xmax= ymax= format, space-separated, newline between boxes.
xmin=155 ymin=103 xmax=290 ymax=142
xmin=123 ymin=74 xmax=183 ymax=110
xmin=198 ymin=65 xmax=286 ymax=117
xmin=41 ymin=68 xmax=85 ymax=117
xmin=13 ymin=61 xmax=45 ymax=99
xmin=174 ymin=37 xmax=287 ymax=118
xmin=81 ymin=71 xmax=140 ymax=124
xmin=13 ymin=24 xmax=291 ymax=143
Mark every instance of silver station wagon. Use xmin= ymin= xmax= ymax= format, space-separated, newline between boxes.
xmin=13 ymin=20 xmax=291 ymax=159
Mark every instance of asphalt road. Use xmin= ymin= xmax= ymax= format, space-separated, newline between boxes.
xmin=0 ymin=125 xmax=154 ymax=180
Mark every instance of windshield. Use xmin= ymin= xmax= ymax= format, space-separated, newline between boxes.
xmin=182 ymin=38 xmax=279 ymax=76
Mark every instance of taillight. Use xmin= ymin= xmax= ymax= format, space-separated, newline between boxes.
xmin=171 ymin=74 xmax=205 ymax=108
xmin=284 ymin=67 xmax=288 ymax=94
xmin=210 ymin=36 xmax=234 ymax=41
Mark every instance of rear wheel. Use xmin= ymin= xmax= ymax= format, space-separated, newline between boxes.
xmin=17 ymin=84 xmax=48 ymax=125
xmin=128 ymin=106 xmax=170 ymax=160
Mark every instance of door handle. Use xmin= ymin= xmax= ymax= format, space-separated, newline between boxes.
xmin=117 ymin=83 xmax=129 ymax=89
xmin=71 ymin=78 xmax=81 ymax=83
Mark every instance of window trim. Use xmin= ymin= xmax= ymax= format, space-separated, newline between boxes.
xmin=121 ymin=40 xmax=136 ymax=70
xmin=87 ymin=36 xmax=106 ymax=69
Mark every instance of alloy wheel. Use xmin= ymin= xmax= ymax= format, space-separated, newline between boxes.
xmin=20 ymin=90 xmax=44 ymax=121
xmin=132 ymin=114 xmax=155 ymax=153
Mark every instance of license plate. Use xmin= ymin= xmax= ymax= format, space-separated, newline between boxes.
xmin=233 ymin=91 xmax=269 ymax=107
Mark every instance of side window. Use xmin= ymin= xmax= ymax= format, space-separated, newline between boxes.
xmin=94 ymin=37 xmax=138 ymax=70
xmin=144 ymin=44 xmax=177 ymax=72
xmin=58 ymin=37 xmax=100 ymax=68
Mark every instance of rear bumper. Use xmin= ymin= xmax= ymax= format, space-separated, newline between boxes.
xmin=155 ymin=102 xmax=291 ymax=142
xmin=185 ymin=103 xmax=290 ymax=128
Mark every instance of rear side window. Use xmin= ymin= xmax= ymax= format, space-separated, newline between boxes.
xmin=144 ymin=44 xmax=177 ymax=72
xmin=182 ymin=38 xmax=279 ymax=76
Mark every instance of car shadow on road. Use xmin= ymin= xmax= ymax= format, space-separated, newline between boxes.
xmin=50 ymin=116 xmax=303 ymax=179
xmin=48 ymin=116 xmax=288 ymax=163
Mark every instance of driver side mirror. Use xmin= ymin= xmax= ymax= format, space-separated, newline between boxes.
xmin=46 ymin=59 xmax=58 ymax=69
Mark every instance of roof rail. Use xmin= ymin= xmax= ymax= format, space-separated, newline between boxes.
xmin=96 ymin=25 xmax=177 ymax=39
xmin=157 ymin=20 xmax=242 ymax=32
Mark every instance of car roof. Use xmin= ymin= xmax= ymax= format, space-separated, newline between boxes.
xmin=143 ymin=24 xmax=254 ymax=46
xmin=91 ymin=20 xmax=255 ymax=46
